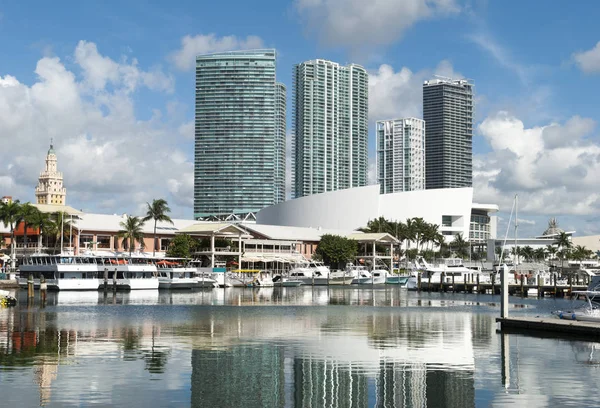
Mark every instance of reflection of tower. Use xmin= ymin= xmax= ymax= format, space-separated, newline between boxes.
xmin=191 ymin=346 xmax=286 ymax=407
xmin=35 ymin=140 xmax=67 ymax=205
xmin=33 ymin=359 xmax=58 ymax=406
xmin=293 ymin=358 xmax=368 ymax=407
xmin=425 ymin=369 xmax=475 ymax=407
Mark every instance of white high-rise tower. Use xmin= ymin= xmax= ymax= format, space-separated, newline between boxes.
xmin=376 ymin=118 xmax=425 ymax=193
xmin=35 ymin=140 xmax=66 ymax=205
xmin=293 ymin=59 xmax=368 ymax=198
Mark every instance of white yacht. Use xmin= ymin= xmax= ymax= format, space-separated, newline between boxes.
xmin=406 ymin=257 xmax=489 ymax=290
xmin=104 ymin=256 xmax=159 ymax=290
xmin=247 ymin=270 xmax=275 ymax=287
xmin=156 ymin=259 xmax=215 ymax=289
xmin=19 ymin=254 xmax=102 ymax=291
xmin=19 ymin=254 xmax=160 ymax=291
xmin=288 ymin=261 xmax=331 ymax=285
xmin=347 ymin=265 xmax=371 ymax=284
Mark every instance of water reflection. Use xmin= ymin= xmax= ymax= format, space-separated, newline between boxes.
xmin=0 ymin=288 xmax=599 ymax=407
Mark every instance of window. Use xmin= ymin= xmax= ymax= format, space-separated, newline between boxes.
xmin=160 ymin=239 xmax=171 ymax=251
xmin=80 ymin=235 xmax=94 ymax=248
xmin=97 ymin=235 xmax=110 ymax=249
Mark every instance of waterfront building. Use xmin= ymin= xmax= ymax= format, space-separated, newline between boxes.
xmin=293 ymin=59 xmax=368 ymax=198
xmin=35 ymin=141 xmax=67 ymax=205
xmin=257 ymin=184 xmax=498 ymax=244
xmin=194 ymin=49 xmax=286 ymax=220
xmin=376 ymin=118 xmax=425 ymax=194
xmin=423 ymin=77 xmax=473 ymax=189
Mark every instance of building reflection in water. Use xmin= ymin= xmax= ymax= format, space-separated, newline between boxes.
xmin=189 ymin=311 xmax=476 ymax=408
xmin=5 ymin=289 xmax=599 ymax=407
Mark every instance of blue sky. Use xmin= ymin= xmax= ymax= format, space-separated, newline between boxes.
xmin=0 ymin=0 xmax=599 ymax=238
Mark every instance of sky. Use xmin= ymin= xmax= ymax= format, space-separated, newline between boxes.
xmin=0 ymin=0 xmax=600 ymax=238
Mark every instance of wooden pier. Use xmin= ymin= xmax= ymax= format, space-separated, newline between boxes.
xmin=497 ymin=316 xmax=600 ymax=339
xmin=416 ymin=282 xmax=587 ymax=297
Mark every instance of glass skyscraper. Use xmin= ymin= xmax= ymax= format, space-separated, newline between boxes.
xmin=376 ymin=118 xmax=426 ymax=194
xmin=423 ymin=78 xmax=473 ymax=189
xmin=292 ymin=59 xmax=368 ymax=198
xmin=194 ymin=49 xmax=286 ymax=219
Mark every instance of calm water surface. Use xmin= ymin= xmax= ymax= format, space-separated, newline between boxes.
xmin=0 ymin=287 xmax=598 ymax=407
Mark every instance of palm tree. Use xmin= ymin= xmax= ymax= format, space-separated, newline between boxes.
xmin=404 ymin=218 xmax=416 ymax=262
xmin=546 ymin=245 xmax=557 ymax=262
xmin=28 ymin=210 xmax=55 ymax=252
xmin=412 ymin=217 xmax=427 ymax=254
xmin=0 ymin=200 xmax=22 ymax=270
xmin=451 ymin=233 xmax=469 ymax=259
xmin=554 ymin=232 xmax=572 ymax=272
xmin=142 ymin=199 xmax=174 ymax=257
xmin=20 ymin=203 xmax=39 ymax=250
xmin=534 ymin=247 xmax=546 ymax=262
xmin=118 ymin=216 xmax=146 ymax=256
xmin=52 ymin=211 xmax=73 ymax=251
xmin=521 ymin=246 xmax=534 ymax=262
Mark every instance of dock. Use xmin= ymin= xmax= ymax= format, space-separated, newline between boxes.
xmin=497 ymin=316 xmax=600 ymax=339
xmin=416 ymin=282 xmax=587 ymax=297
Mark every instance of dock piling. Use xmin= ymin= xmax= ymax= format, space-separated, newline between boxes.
xmin=27 ymin=274 xmax=34 ymax=298
xmin=501 ymin=265 xmax=509 ymax=318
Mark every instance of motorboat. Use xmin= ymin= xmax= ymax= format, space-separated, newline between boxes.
xmin=328 ymin=269 xmax=355 ymax=285
xmin=357 ymin=268 xmax=390 ymax=285
xmin=272 ymin=275 xmax=304 ymax=287
xmin=0 ymin=289 xmax=16 ymax=306
xmin=246 ymin=270 xmax=274 ymax=287
xmin=156 ymin=259 xmax=204 ymax=289
xmin=386 ymin=275 xmax=409 ymax=286
xmin=406 ymin=257 xmax=490 ymax=290
xmin=553 ymin=291 xmax=600 ymax=323
xmin=288 ymin=261 xmax=331 ymax=285
xmin=348 ymin=265 xmax=371 ymax=284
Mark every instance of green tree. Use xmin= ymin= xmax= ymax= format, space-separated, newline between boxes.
xmin=20 ymin=203 xmax=38 ymax=250
xmin=27 ymin=209 xmax=55 ymax=252
xmin=554 ymin=232 xmax=572 ymax=272
xmin=534 ymin=247 xmax=546 ymax=262
xmin=521 ymin=246 xmax=534 ymax=262
xmin=546 ymin=245 xmax=557 ymax=261
xmin=0 ymin=200 xmax=22 ymax=270
xmin=451 ymin=233 xmax=469 ymax=259
xmin=166 ymin=234 xmax=199 ymax=258
xmin=118 ymin=216 xmax=146 ymax=256
xmin=49 ymin=211 xmax=74 ymax=251
xmin=314 ymin=234 xmax=358 ymax=269
xmin=142 ymin=199 xmax=174 ymax=257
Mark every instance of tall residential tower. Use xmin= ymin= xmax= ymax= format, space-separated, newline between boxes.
xmin=194 ymin=49 xmax=286 ymax=219
xmin=423 ymin=77 xmax=473 ymax=189
xmin=293 ymin=59 xmax=368 ymax=198
xmin=376 ymin=118 xmax=425 ymax=194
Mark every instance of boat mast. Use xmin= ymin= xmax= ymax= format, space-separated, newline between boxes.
xmin=514 ymin=194 xmax=518 ymax=266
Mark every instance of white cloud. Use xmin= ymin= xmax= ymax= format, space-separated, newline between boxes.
xmin=368 ymin=60 xmax=461 ymax=122
xmin=474 ymin=112 xmax=600 ymax=216
xmin=467 ymin=33 xmax=530 ymax=83
xmin=573 ymin=41 xmax=600 ymax=74
xmin=169 ymin=34 xmax=264 ymax=71
xmin=178 ymin=121 xmax=194 ymax=140
xmin=295 ymin=0 xmax=459 ymax=50
xmin=0 ymin=42 xmax=193 ymax=217
xmin=74 ymin=40 xmax=174 ymax=93
xmin=517 ymin=218 xmax=536 ymax=226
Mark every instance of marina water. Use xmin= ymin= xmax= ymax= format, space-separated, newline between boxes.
xmin=0 ymin=287 xmax=598 ymax=407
